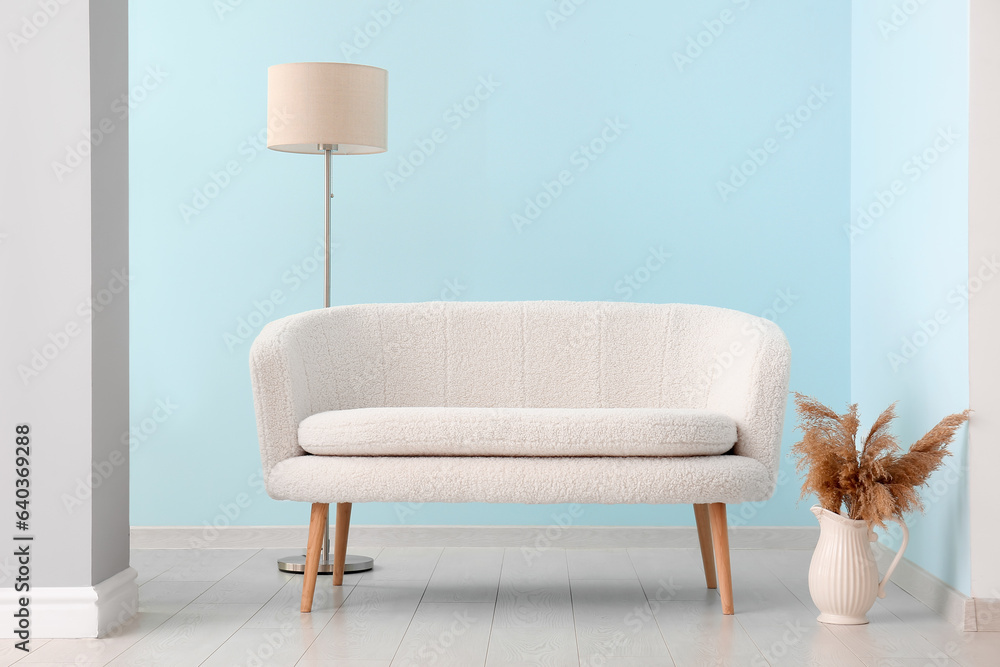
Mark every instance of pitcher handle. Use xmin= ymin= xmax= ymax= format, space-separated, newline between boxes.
xmin=877 ymin=516 xmax=909 ymax=599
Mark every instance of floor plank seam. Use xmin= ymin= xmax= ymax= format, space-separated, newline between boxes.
xmin=482 ymin=549 xmax=505 ymax=667
xmin=566 ymin=549 xmax=584 ymax=667
xmin=301 ymin=575 xmax=360 ymax=666
xmin=749 ymin=550 xmax=866 ymax=666
xmin=386 ymin=548 xmax=443 ymax=666
xmin=211 ymin=552 xmax=316 ymax=667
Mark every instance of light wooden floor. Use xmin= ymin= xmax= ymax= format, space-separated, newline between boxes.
xmin=2 ymin=547 xmax=998 ymax=666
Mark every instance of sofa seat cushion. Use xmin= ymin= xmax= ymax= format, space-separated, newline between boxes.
xmin=268 ymin=455 xmax=772 ymax=504
xmin=298 ymin=407 xmax=737 ymax=457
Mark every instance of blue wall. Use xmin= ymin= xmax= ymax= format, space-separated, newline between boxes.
xmin=129 ymin=0 xmax=851 ymax=528
xmin=850 ymin=0 xmax=970 ymax=594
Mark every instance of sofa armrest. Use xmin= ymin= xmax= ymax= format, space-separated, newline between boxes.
xmin=250 ymin=317 xmax=313 ymax=484
xmin=704 ymin=316 xmax=791 ymax=492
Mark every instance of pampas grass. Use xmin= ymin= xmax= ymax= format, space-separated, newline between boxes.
xmin=791 ymin=393 xmax=969 ymax=528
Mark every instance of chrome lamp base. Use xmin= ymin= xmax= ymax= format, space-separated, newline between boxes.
xmin=277 ymin=553 xmax=374 ymax=575
xmin=277 ymin=506 xmax=373 ymax=575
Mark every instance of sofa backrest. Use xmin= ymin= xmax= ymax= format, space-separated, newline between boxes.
xmin=276 ymin=301 xmax=786 ymax=413
xmin=252 ymin=300 xmax=792 ymax=483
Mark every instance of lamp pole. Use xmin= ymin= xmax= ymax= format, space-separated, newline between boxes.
xmin=324 ymin=144 xmax=333 ymax=310
xmin=321 ymin=143 xmax=334 ymax=567
xmin=275 ymin=144 xmax=374 ymax=576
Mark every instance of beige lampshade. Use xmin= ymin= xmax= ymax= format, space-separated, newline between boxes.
xmin=267 ymin=62 xmax=387 ymax=155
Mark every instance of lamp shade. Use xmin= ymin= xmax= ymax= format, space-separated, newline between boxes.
xmin=267 ymin=62 xmax=387 ymax=155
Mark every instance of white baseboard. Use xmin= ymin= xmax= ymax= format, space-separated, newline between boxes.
xmin=0 ymin=567 xmax=137 ymax=639
xmin=872 ymin=542 xmax=978 ymax=631
xmin=975 ymin=598 xmax=1000 ymax=631
xmin=95 ymin=568 xmax=140 ymax=637
xmin=130 ymin=524 xmax=821 ymax=550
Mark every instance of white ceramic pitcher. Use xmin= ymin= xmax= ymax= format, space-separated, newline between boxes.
xmin=807 ymin=505 xmax=909 ymax=624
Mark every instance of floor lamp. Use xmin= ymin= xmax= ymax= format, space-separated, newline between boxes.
xmin=266 ymin=61 xmax=388 ymax=575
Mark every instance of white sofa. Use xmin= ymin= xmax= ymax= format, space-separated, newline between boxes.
xmin=250 ymin=301 xmax=791 ymax=614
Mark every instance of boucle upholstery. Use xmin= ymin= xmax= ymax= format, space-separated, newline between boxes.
xmin=250 ymin=301 xmax=792 ymax=504
xmin=267 ymin=455 xmax=771 ymax=504
xmin=298 ymin=407 xmax=737 ymax=457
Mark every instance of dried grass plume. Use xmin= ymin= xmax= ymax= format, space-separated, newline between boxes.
xmin=791 ymin=392 xmax=969 ymax=528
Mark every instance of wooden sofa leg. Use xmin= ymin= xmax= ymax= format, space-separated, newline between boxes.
xmin=708 ymin=503 xmax=734 ymax=615
xmin=693 ymin=504 xmax=717 ymax=589
xmin=301 ymin=503 xmax=329 ymax=613
xmin=332 ymin=502 xmax=352 ymax=587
